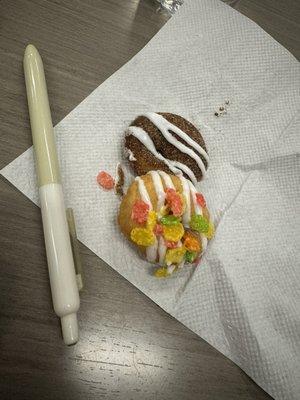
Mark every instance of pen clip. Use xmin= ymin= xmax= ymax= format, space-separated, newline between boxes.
xmin=66 ymin=208 xmax=83 ymax=292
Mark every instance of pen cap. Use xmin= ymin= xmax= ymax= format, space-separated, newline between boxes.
xmin=24 ymin=44 xmax=61 ymax=186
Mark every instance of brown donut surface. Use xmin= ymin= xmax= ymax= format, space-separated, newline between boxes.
xmin=125 ymin=113 xmax=208 ymax=182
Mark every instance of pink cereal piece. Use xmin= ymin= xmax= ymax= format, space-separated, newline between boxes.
xmin=165 ymin=188 xmax=183 ymax=216
xmin=196 ymin=193 xmax=206 ymax=208
xmin=154 ymin=223 xmax=163 ymax=235
xmin=131 ymin=200 xmax=149 ymax=224
xmin=165 ymin=240 xmax=178 ymax=249
xmin=97 ymin=171 xmax=115 ymax=190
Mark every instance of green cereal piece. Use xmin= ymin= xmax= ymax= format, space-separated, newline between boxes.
xmin=185 ymin=251 xmax=197 ymax=263
xmin=190 ymin=214 xmax=209 ymax=233
xmin=160 ymin=215 xmax=180 ymax=226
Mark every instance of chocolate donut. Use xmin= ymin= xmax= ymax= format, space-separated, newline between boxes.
xmin=124 ymin=112 xmax=209 ymax=183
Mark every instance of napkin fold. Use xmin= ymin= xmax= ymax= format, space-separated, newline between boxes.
xmin=2 ymin=0 xmax=300 ymax=398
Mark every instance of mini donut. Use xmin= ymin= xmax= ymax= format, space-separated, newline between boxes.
xmin=124 ymin=112 xmax=209 ymax=184
xmin=118 ymin=171 xmax=214 ymax=277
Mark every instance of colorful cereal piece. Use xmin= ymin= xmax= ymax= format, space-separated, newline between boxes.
xmin=154 ymin=267 xmax=169 ymax=278
xmin=185 ymin=251 xmax=197 ymax=263
xmin=165 ymin=246 xmax=186 ymax=265
xmin=160 ymin=215 xmax=180 ymax=226
xmin=190 ymin=214 xmax=209 ymax=233
xmin=165 ymin=240 xmax=178 ymax=249
xmin=165 ymin=188 xmax=176 ymax=198
xmin=147 ymin=210 xmax=157 ymax=231
xmin=163 ymin=223 xmax=184 ymax=242
xmin=196 ymin=193 xmax=206 ymax=208
xmin=131 ymin=200 xmax=150 ymax=224
xmin=165 ymin=188 xmax=184 ymax=217
xmin=183 ymin=235 xmax=201 ymax=252
xmin=130 ymin=227 xmax=155 ymax=246
xmin=204 ymin=220 xmax=215 ymax=239
xmin=97 ymin=171 xmax=115 ymax=190
xmin=158 ymin=205 xmax=169 ymax=217
xmin=153 ymin=223 xmax=163 ymax=236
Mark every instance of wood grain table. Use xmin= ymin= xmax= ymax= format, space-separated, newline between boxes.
xmin=0 ymin=1 xmax=299 ymax=399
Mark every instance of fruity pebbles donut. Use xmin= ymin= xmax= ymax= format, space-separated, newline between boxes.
xmin=118 ymin=171 xmax=214 ymax=277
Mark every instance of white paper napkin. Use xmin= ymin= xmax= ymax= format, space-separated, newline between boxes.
xmin=1 ymin=0 xmax=300 ymax=398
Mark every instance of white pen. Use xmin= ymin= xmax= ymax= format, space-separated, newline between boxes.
xmin=23 ymin=44 xmax=80 ymax=345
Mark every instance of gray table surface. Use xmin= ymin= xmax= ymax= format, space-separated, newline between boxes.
xmin=0 ymin=1 xmax=299 ymax=399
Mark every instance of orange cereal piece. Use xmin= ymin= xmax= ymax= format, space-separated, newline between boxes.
xmin=184 ymin=235 xmax=201 ymax=252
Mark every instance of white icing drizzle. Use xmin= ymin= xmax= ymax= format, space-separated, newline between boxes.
xmin=148 ymin=171 xmax=165 ymax=211
xmin=146 ymin=238 xmax=158 ymax=263
xmin=135 ymin=177 xmax=152 ymax=210
xmin=171 ymin=161 xmax=197 ymax=184
xmin=135 ymin=176 xmax=157 ymax=263
xmin=188 ymin=180 xmax=202 ymax=216
xmin=125 ymin=147 xmax=137 ymax=161
xmin=158 ymin=236 xmax=167 ymax=266
xmin=127 ymin=127 xmax=181 ymax=175
xmin=177 ymin=258 xmax=185 ymax=270
xmin=158 ymin=170 xmax=175 ymax=189
xmin=126 ymin=126 xmax=198 ymax=184
xmin=143 ymin=112 xmax=209 ymax=177
xmin=128 ymin=149 xmax=136 ymax=161
xmin=201 ymin=236 xmax=208 ymax=252
xmin=134 ymin=174 xmax=167 ymax=264
xmin=167 ymin=264 xmax=176 ymax=275
xmin=179 ymin=176 xmax=191 ymax=226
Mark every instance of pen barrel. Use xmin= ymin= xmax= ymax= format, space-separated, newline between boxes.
xmin=40 ymin=183 xmax=80 ymax=343
xmin=24 ymin=45 xmax=60 ymax=186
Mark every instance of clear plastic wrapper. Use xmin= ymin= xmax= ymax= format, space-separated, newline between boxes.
xmin=157 ymin=0 xmax=184 ymax=14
